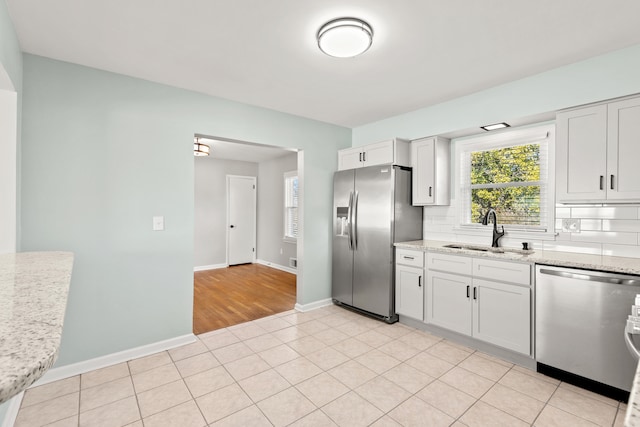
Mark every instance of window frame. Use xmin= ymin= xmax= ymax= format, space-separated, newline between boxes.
xmin=283 ymin=170 xmax=298 ymax=243
xmin=454 ymin=124 xmax=556 ymax=236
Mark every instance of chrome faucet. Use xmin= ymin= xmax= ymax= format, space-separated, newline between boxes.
xmin=481 ymin=208 xmax=505 ymax=248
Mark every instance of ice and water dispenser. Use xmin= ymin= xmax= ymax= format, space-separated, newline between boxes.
xmin=336 ymin=206 xmax=349 ymax=237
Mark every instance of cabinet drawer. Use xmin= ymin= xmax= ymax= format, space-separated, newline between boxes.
xmin=426 ymin=252 xmax=472 ymax=276
xmin=396 ymin=249 xmax=424 ymax=268
xmin=473 ymin=258 xmax=531 ymax=286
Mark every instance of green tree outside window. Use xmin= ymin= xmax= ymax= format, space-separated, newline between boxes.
xmin=470 ymin=143 xmax=541 ymax=226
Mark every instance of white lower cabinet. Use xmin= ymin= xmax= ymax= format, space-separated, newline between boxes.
xmin=426 ymin=270 xmax=472 ymax=335
xmin=425 ymin=252 xmax=532 ymax=355
xmin=395 ymin=249 xmax=424 ymax=321
xmin=395 ymin=265 xmax=424 ymax=321
xmin=473 ymin=278 xmax=530 ymax=355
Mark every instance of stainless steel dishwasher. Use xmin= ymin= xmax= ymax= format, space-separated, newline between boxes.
xmin=536 ymin=264 xmax=640 ymax=397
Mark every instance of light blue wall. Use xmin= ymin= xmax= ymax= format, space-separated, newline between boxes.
xmin=353 ymin=44 xmax=640 ymax=146
xmin=20 ymin=54 xmax=351 ymax=366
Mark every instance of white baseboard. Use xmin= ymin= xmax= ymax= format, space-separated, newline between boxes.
xmin=194 ymin=263 xmax=227 ymax=272
xmin=295 ymin=298 xmax=333 ymax=312
xmin=255 ymin=259 xmax=297 ymax=275
xmin=2 ymin=392 xmax=24 ymax=427
xmin=32 ymin=334 xmax=196 ymax=387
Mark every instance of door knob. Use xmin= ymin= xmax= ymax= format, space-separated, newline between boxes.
xmin=230 ymin=225 xmax=235 ymax=228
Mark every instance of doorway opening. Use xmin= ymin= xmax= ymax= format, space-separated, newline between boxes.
xmin=193 ymin=134 xmax=300 ymax=334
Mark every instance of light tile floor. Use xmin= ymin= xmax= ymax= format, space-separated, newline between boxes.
xmin=13 ymin=305 xmax=628 ymax=427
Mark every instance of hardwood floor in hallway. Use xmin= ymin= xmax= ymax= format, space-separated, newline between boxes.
xmin=193 ymin=263 xmax=296 ymax=334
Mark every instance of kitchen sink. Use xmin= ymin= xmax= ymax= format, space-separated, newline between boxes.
xmin=442 ymin=243 xmax=534 ymax=255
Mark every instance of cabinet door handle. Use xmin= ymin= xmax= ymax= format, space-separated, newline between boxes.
xmin=611 ymin=174 xmax=615 ymax=190
xmin=363 ymin=152 xmax=366 ymax=162
xmin=473 ymin=287 xmax=477 ymax=300
xmin=403 ymin=256 xmax=414 ymax=260
xmin=466 ymin=285 xmax=470 ymax=298
xmin=599 ymin=175 xmax=604 ymax=190
xmin=359 ymin=152 xmax=362 ymax=162
xmin=428 ymin=186 xmax=432 ymax=197
xmin=418 ymin=276 xmax=422 ymax=287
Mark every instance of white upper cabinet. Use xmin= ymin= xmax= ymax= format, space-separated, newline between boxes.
xmin=607 ymin=97 xmax=640 ymax=200
xmin=337 ymin=138 xmax=410 ymax=170
xmin=556 ymin=95 xmax=640 ymax=203
xmin=410 ymin=136 xmax=450 ymax=206
xmin=337 ymin=148 xmax=363 ymax=171
xmin=556 ymin=105 xmax=607 ymax=202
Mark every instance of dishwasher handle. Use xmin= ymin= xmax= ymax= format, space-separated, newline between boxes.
xmin=538 ymin=268 xmax=640 ymax=286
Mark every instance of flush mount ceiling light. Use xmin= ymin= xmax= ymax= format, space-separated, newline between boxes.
xmin=317 ymin=17 xmax=373 ymax=58
xmin=193 ymin=137 xmax=210 ymax=156
xmin=481 ymin=122 xmax=511 ymax=131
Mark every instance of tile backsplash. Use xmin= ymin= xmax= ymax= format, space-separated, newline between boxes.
xmin=553 ymin=205 xmax=640 ymax=258
xmin=422 ymin=200 xmax=640 ymax=258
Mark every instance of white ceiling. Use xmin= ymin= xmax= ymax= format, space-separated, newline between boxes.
xmin=6 ymin=1 xmax=640 ymax=128
xmin=195 ymin=136 xmax=295 ymax=163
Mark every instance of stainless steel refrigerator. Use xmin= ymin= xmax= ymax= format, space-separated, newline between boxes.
xmin=332 ymin=164 xmax=423 ymax=323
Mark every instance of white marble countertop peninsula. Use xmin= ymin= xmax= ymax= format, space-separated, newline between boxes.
xmin=396 ymin=240 xmax=640 ymax=276
xmin=0 ymin=252 xmax=74 ymax=404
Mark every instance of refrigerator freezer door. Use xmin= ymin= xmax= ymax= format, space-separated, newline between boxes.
xmin=332 ymin=169 xmax=355 ymax=306
xmin=352 ymin=166 xmax=394 ymax=317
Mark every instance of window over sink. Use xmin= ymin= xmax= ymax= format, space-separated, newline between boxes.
xmin=456 ymin=124 xmax=555 ymax=233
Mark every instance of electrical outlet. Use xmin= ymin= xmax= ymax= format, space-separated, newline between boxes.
xmin=152 ymin=216 xmax=164 ymax=231
xmin=562 ymin=218 xmax=581 ymax=233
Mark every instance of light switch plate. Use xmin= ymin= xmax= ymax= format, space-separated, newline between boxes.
xmin=561 ymin=218 xmax=581 ymax=233
xmin=153 ymin=216 xmax=164 ymax=231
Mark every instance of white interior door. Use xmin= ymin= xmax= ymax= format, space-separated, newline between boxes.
xmin=227 ymin=175 xmax=256 ymax=265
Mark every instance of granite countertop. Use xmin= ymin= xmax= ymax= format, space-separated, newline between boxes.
xmin=0 ymin=252 xmax=74 ymax=405
xmin=395 ymin=239 xmax=640 ymax=276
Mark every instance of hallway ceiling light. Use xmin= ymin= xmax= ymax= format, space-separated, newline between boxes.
xmin=317 ymin=18 xmax=373 ymax=58
xmin=194 ymin=137 xmax=210 ymax=156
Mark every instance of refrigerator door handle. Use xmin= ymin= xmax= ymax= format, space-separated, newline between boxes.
xmin=353 ymin=191 xmax=359 ymax=250
xmin=347 ymin=191 xmax=354 ymax=250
